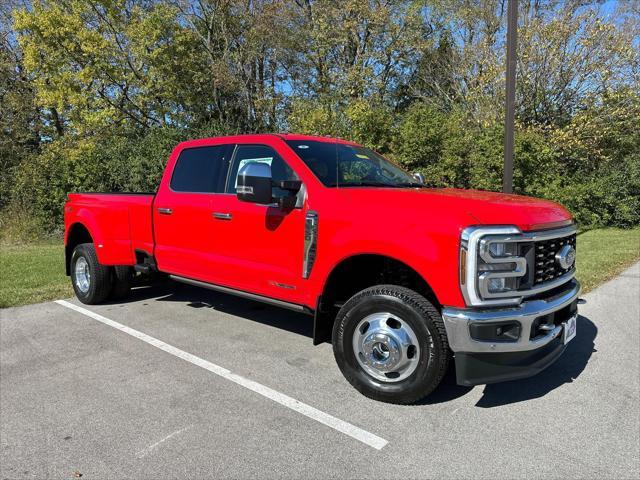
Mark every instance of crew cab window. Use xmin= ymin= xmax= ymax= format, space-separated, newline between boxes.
xmin=227 ymin=145 xmax=298 ymax=197
xmin=170 ymin=145 xmax=231 ymax=193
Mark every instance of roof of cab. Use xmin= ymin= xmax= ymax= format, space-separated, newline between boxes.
xmin=176 ymin=133 xmax=358 ymax=150
xmin=277 ymin=133 xmax=357 ymax=145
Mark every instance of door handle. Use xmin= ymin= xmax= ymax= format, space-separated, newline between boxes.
xmin=157 ymin=207 xmax=173 ymax=215
xmin=212 ymin=212 xmax=233 ymax=220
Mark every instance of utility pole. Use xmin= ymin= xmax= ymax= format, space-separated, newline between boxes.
xmin=503 ymin=0 xmax=518 ymax=194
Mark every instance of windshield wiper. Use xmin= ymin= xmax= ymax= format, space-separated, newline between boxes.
xmin=329 ymin=181 xmax=427 ymax=188
xmin=330 ymin=181 xmax=403 ymax=188
xmin=394 ymin=181 xmax=428 ymax=188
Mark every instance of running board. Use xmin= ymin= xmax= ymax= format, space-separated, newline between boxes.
xmin=169 ymin=275 xmax=313 ymax=315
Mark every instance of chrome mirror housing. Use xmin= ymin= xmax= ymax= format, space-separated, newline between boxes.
xmin=412 ymin=172 xmax=425 ymax=184
xmin=237 ymin=162 xmax=273 ymax=204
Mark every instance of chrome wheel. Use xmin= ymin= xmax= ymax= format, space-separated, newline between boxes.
xmin=352 ymin=312 xmax=421 ymax=382
xmin=74 ymin=256 xmax=91 ymax=294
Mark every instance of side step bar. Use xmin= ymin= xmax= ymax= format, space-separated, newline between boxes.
xmin=169 ymin=275 xmax=313 ymax=315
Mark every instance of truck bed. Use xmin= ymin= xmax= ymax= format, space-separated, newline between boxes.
xmin=65 ymin=192 xmax=155 ymax=266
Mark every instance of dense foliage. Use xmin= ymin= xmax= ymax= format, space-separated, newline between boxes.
xmin=1 ymin=0 xmax=638 ymax=240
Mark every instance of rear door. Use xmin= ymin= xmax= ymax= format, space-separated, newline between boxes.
xmin=153 ymin=144 xmax=234 ymax=279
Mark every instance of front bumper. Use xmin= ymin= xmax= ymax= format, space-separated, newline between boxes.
xmin=442 ymin=279 xmax=581 ymax=386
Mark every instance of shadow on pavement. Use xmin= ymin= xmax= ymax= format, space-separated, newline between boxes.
xmin=417 ymin=365 xmax=474 ymax=405
xmin=113 ymin=281 xmax=597 ymax=408
xmin=474 ymin=314 xmax=597 ymax=408
xmin=121 ymin=280 xmax=314 ymax=339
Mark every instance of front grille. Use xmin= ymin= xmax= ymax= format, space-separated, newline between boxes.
xmin=533 ymin=234 xmax=576 ymax=285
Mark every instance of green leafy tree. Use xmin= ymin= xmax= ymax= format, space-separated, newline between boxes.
xmin=14 ymin=0 xmax=208 ymax=134
xmin=0 ymin=1 xmax=41 ymax=209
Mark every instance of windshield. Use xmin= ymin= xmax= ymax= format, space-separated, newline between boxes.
xmin=285 ymin=140 xmax=418 ymax=187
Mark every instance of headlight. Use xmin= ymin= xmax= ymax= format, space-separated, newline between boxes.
xmin=460 ymin=224 xmax=578 ymax=307
xmin=460 ymin=226 xmax=527 ymax=306
xmin=487 ymin=241 xmax=517 ymax=257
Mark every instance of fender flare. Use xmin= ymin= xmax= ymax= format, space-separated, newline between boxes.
xmin=65 ymin=213 xmax=107 ymax=273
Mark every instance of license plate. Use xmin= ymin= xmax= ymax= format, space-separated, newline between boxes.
xmin=563 ymin=314 xmax=577 ymax=344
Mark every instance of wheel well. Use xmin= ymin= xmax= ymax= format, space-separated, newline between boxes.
xmin=313 ymin=254 xmax=439 ymax=345
xmin=65 ymin=223 xmax=93 ymax=275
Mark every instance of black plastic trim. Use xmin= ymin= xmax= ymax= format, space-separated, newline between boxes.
xmin=454 ymin=336 xmax=566 ymax=386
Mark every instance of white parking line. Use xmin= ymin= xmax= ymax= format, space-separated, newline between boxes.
xmin=136 ymin=425 xmax=192 ymax=458
xmin=55 ymin=300 xmax=388 ymax=450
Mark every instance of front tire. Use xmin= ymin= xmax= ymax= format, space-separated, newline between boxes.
xmin=332 ymin=285 xmax=450 ymax=404
xmin=70 ymin=243 xmax=112 ymax=304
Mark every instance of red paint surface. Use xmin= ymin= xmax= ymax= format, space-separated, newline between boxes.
xmin=64 ymin=134 xmax=573 ymax=309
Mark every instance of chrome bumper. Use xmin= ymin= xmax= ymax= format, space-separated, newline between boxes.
xmin=442 ymin=280 xmax=581 ymax=354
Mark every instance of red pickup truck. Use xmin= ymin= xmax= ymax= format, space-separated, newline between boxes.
xmin=64 ymin=133 xmax=580 ymax=403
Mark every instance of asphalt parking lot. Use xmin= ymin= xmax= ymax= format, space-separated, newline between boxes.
xmin=1 ymin=263 xmax=639 ymax=479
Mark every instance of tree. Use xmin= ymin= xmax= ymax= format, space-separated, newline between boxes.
xmin=406 ymin=0 xmax=639 ymax=126
xmin=14 ymin=0 xmax=208 ymax=135
xmin=517 ymin=0 xmax=638 ymax=125
xmin=289 ymin=1 xmax=426 ymax=109
xmin=171 ymin=0 xmax=298 ymax=131
xmin=0 ymin=0 xmax=40 ymax=208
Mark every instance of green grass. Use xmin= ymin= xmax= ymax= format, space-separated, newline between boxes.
xmin=575 ymin=227 xmax=640 ymax=293
xmin=0 ymin=228 xmax=638 ymax=308
xmin=0 ymin=240 xmax=72 ymax=308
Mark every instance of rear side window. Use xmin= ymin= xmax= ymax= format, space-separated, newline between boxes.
xmin=170 ymin=145 xmax=231 ymax=193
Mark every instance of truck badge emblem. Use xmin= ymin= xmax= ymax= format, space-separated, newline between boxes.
xmin=555 ymin=245 xmax=576 ymax=270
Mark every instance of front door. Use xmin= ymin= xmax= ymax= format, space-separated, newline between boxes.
xmin=206 ymin=144 xmax=307 ymax=304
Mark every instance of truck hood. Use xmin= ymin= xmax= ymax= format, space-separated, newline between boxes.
xmin=424 ymin=188 xmax=572 ymax=230
xmin=343 ymin=187 xmax=573 ymax=232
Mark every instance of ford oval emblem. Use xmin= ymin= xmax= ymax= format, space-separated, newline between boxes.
xmin=555 ymin=245 xmax=576 ymax=270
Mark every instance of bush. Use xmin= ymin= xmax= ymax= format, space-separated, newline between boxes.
xmin=0 ymin=204 xmax=45 ymax=245
xmin=542 ymin=155 xmax=640 ymax=228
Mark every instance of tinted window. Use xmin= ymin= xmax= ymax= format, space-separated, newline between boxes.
xmin=170 ymin=145 xmax=231 ymax=193
xmin=227 ymin=145 xmax=297 ymax=197
xmin=285 ymin=140 xmax=415 ymax=187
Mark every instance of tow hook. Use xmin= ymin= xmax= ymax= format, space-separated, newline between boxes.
xmin=577 ymin=298 xmax=587 ymax=305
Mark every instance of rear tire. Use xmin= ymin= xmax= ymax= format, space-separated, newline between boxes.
xmin=332 ymin=285 xmax=450 ymax=404
xmin=70 ymin=243 xmax=112 ymax=304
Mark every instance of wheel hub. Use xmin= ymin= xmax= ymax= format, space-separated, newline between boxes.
xmin=74 ymin=256 xmax=91 ymax=294
xmin=353 ymin=312 xmax=420 ymax=383
xmin=361 ymin=333 xmax=402 ymax=371
xmin=371 ymin=342 xmax=390 ymax=361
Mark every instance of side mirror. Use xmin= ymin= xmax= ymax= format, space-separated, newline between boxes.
xmin=412 ymin=172 xmax=425 ymax=184
xmin=236 ymin=162 xmax=303 ymax=208
xmin=237 ymin=162 xmax=273 ymax=204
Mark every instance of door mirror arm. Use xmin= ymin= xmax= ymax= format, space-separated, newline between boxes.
xmin=273 ymin=180 xmax=302 ymax=210
xmin=274 ymin=179 xmax=302 ymax=192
